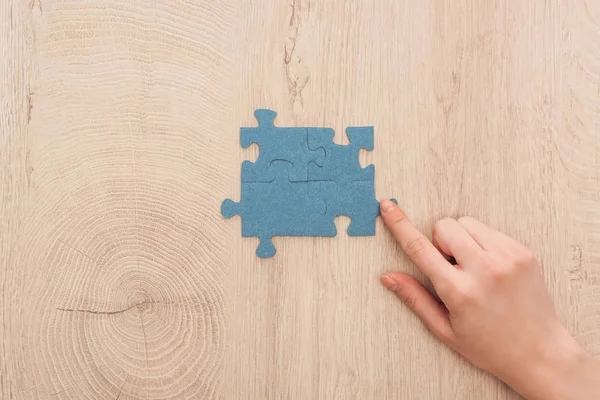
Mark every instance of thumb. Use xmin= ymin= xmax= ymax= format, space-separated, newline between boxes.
xmin=381 ymin=272 xmax=455 ymax=345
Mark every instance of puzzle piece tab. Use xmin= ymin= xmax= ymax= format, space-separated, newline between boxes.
xmin=241 ymin=109 xmax=325 ymax=182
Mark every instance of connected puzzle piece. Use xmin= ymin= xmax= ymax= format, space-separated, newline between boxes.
xmin=241 ymin=109 xmax=325 ymax=182
xmin=221 ymin=161 xmax=329 ymax=258
xmin=307 ymin=127 xmax=375 ymax=183
xmin=309 ymin=180 xmax=398 ymax=236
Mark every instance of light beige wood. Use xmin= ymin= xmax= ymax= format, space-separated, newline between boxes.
xmin=2 ymin=0 xmax=599 ymax=399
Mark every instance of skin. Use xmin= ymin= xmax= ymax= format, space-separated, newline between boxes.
xmin=378 ymin=199 xmax=600 ymax=400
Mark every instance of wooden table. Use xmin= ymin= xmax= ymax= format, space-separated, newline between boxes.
xmin=2 ymin=1 xmax=599 ymax=398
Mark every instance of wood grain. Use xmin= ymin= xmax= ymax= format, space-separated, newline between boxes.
xmin=1 ymin=0 xmax=599 ymax=399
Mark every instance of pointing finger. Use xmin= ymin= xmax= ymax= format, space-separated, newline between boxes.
xmin=380 ymin=200 xmax=458 ymax=288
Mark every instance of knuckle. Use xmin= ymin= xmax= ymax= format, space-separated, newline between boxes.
xmin=488 ymin=266 xmax=510 ymax=282
xmin=483 ymin=254 xmax=514 ymax=282
xmin=404 ymin=237 xmax=427 ymax=257
xmin=516 ymin=250 xmax=538 ymax=268
xmin=502 ymin=250 xmax=537 ymax=272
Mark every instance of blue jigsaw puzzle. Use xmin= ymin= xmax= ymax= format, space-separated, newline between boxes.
xmin=221 ymin=109 xmax=396 ymax=258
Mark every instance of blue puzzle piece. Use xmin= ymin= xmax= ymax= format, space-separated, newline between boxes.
xmin=221 ymin=161 xmax=328 ymax=258
xmin=241 ymin=109 xmax=325 ymax=182
xmin=307 ymin=127 xmax=375 ymax=183
xmin=309 ymin=180 xmax=398 ymax=236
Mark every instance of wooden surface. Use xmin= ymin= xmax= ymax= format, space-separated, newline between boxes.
xmin=2 ymin=1 xmax=600 ymax=399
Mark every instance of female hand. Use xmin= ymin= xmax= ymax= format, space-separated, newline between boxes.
xmin=379 ymin=200 xmax=600 ymax=400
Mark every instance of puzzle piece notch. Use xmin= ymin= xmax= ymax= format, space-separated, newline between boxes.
xmin=240 ymin=109 xmax=325 ymax=183
xmin=307 ymin=126 xmax=375 ymax=183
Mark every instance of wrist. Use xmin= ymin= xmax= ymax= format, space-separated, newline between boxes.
xmin=532 ymin=345 xmax=590 ymax=400
xmin=509 ymin=327 xmax=589 ymax=400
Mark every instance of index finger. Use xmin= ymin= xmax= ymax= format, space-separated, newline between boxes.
xmin=380 ymin=200 xmax=458 ymax=286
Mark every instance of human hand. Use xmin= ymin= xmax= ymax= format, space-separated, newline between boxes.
xmin=379 ymin=200 xmax=600 ymax=400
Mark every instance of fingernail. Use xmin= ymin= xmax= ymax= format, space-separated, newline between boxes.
xmin=380 ymin=274 xmax=399 ymax=291
xmin=380 ymin=199 xmax=396 ymax=214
